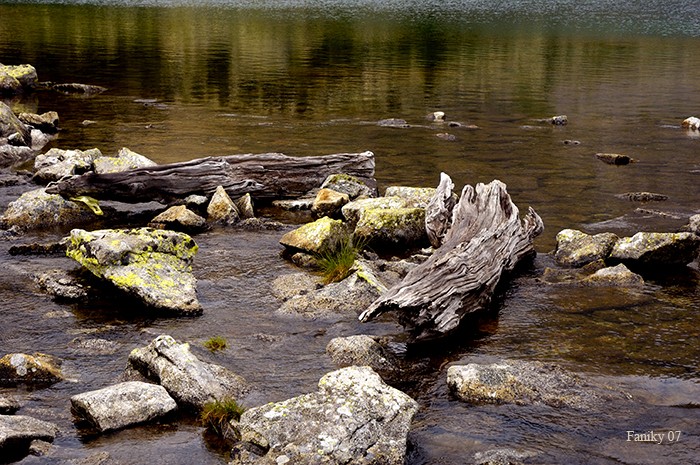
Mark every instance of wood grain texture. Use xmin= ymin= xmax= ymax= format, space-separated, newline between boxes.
xmin=359 ymin=179 xmax=544 ymax=340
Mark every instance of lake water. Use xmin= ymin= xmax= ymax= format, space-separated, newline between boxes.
xmin=1 ymin=1 xmax=699 ymax=464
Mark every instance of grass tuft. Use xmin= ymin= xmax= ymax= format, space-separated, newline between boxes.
xmin=203 ymin=336 xmax=227 ymax=352
xmin=200 ymin=398 xmax=246 ymax=434
xmin=316 ymin=237 xmax=365 ymax=284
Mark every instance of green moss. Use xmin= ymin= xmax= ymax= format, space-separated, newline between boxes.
xmin=204 ymin=336 xmax=227 ymax=352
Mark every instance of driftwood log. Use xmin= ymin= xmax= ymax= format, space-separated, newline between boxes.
xmin=359 ymin=178 xmax=544 ymax=340
xmin=45 ymin=151 xmax=376 ymax=203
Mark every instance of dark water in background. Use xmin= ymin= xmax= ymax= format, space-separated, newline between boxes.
xmin=1 ymin=1 xmax=700 ymax=464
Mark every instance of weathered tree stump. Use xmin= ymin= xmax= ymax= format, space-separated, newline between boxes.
xmin=359 ymin=178 xmax=544 ymax=340
xmin=46 ymin=151 xmax=376 ymax=203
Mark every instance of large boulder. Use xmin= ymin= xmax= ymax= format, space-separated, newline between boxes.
xmin=353 ymin=207 xmax=427 ymax=250
xmin=279 ymin=216 xmax=350 ymax=256
xmin=33 ymin=147 xmax=101 ymax=183
xmin=93 ymin=147 xmax=157 ymax=174
xmin=0 ymin=353 xmax=63 ymax=387
xmin=0 ymin=415 xmax=58 ymax=460
xmin=341 ymin=196 xmax=408 ymax=224
xmin=70 ymin=381 xmax=177 ymax=432
xmin=66 ymin=228 xmax=201 ymax=315
xmin=0 ymin=188 xmax=98 ymax=231
xmin=609 ymin=232 xmax=700 ymax=267
xmin=447 ymin=360 xmax=623 ymax=409
xmin=553 ymin=229 xmax=619 ymax=267
xmin=127 ymin=335 xmax=248 ymax=411
xmin=231 ymin=366 xmax=417 ymax=465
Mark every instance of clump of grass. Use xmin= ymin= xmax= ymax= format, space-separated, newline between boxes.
xmin=203 ymin=336 xmax=227 ymax=352
xmin=200 ymin=398 xmax=246 ymax=435
xmin=316 ymin=237 xmax=365 ymax=284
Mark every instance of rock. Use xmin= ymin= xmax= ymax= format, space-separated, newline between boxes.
xmin=549 ymin=115 xmax=568 ymax=125
xmin=426 ymin=111 xmax=445 ymax=121
xmin=18 ymin=111 xmax=59 ymax=133
xmin=447 ymin=360 xmax=619 ymax=409
xmin=0 ymin=71 xmax=22 ymax=94
xmin=326 ymin=335 xmax=400 ymax=379
xmin=51 ymin=83 xmax=107 ymax=94
xmin=595 ymin=153 xmax=634 ymax=165
xmin=377 ymin=118 xmax=410 ymax=128
xmin=583 ymin=264 xmax=644 ymax=287
xmin=127 ymin=335 xmax=248 ymax=411
xmin=473 ymin=448 xmax=537 ymax=465
xmin=0 ymin=101 xmax=30 ymax=145
xmin=33 ymin=269 xmax=90 ymax=300
xmin=0 ymin=144 xmax=35 ymax=167
xmin=65 ymin=228 xmax=201 ymax=315
xmin=609 ymin=232 xmax=700 ymax=267
xmin=270 ymin=272 xmax=319 ymax=301
xmin=384 ymin=186 xmax=440 ymax=209
xmin=341 ymin=196 xmax=408 ymax=224
xmin=28 ymin=439 xmax=53 ymax=456
xmin=148 ymin=205 xmax=206 ymax=234
xmin=553 ymin=229 xmax=619 ymax=267
xmin=207 ymin=185 xmax=240 ymax=225
xmin=682 ymin=116 xmax=700 ymax=131
xmin=231 ymin=366 xmax=417 ymax=465
xmin=0 ymin=415 xmax=58 ymax=459
xmin=93 ymin=147 xmax=157 ymax=174
xmin=235 ymin=193 xmax=256 ymax=219
xmin=320 ymin=174 xmax=375 ymax=199
xmin=185 ymin=194 xmax=210 ymax=215
xmin=0 ymin=395 xmax=20 ymax=414
xmin=0 ymin=353 xmax=63 ymax=386
xmin=563 ymin=139 xmax=581 ymax=145
xmin=353 ymin=207 xmax=427 ymax=250
xmin=29 ymin=128 xmax=54 ymax=151
xmin=311 ymin=188 xmax=350 ymax=218
xmin=435 ymin=133 xmax=457 ymax=141
xmin=70 ymin=381 xmax=177 ymax=432
xmin=685 ymin=214 xmax=700 ymax=235
xmin=616 ymin=192 xmax=668 ymax=202
xmin=0 ymin=64 xmax=39 ymax=89
xmin=271 ymin=198 xmax=315 ymax=211
xmin=69 ymin=337 xmax=120 ymax=355
xmin=33 ymin=147 xmax=101 ymax=183
xmin=279 ymin=216 xmax=350 ymax=256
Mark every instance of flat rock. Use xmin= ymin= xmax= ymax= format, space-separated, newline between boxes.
xmin=71 ymin=381 xmax=177 ymax=432
xmin=384 ymin=186 xmax=438 ymax=208
xmin=583 ymin=263 xmax=644 ymax=287
xmin=65 ymin=228 xmax=201 ymax=315
xmin=33 ymin=269 xmax=90 ymax=300
xmin=0 ymin=395 xmax=20 ymax=414
xmin=341 ymin=196 xmax=408 ymax=224
xmin=127 ymin=335 xmax=248 ymax=411
xmin=0 ymin=414 xmax=58 ymax=459
xmin=231 ymin=366 xmax=417 ymax=465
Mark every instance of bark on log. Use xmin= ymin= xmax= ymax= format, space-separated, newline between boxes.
xmin=359 ymin=178 xmax=544 ymax=340
xmin=45 ymin=151 xmax=376 ymax=203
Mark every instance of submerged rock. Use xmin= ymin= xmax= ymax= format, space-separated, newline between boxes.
xmin=377 ymin=118 xmax=410 ymax=128
xmin=279 ymin=216 xmax=350 ymax=256
xmin=0 ymin=353 xmax=63 ymax=386
xmin=0 ymin=414 xmax=58 ymax=459
xmin=71 ymin=381 xmax=177 ymax=432
xmin=66 ymin=227 xmax=201 ymax=314
xmin=326 ymin=335 xmax=401 ymax=381
xmin=583 ymin=263 xmax=644 ymax=287
xmin=595 ymin=153 xmax=634 ymax=165
xmin=553 ymin=229 xmax=619 ymax=267
xmin=33 ymin=269 xmax=90 ymax=300
xmin=231 ymin=366 xmax=417 ymax=465
xmin=127 ymin=335 xmax=248 ymax=411
xmin=51 ymin=82 xmax=107 ymax=95
xmin=609 ymin=232 xmax=700 ymax=267
xmin=616 ymin=192 xmax=668 ymax=202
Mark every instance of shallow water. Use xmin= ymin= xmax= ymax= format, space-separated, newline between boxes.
xmin=1 ymin=1 xmax=700 ymax=464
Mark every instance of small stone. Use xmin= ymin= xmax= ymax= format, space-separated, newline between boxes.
xmin=550 ymin=115 xmax=568 ymax=125
xmin=595 ymin=153 xmax=634 ymax=165
xmin=682 ymin=116 xmax=700 ymax=130
xmin=207 ymin=186 xmax=240 ymax=225
xmin=148 ymin=205 xmax=206 ymax=233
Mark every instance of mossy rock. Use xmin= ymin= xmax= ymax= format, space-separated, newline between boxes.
xmin=279 ymin=216 xmax=350 ymax=255
xmin=341 ymin=196 xmax=408 ymax=224
xmin=610 ymin=232 xmax=700 ymax=267
xmin=0 ymin=188 xmax=97 ymax=231
xmin=353 ymin=207 xmax=427 ymax=250
xmin=554 ymin=229 xmax=619 ymax=267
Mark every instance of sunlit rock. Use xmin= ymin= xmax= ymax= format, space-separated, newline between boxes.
xmin=230 ymin=366 xmax=417 ymax=465
xmin=0 ymin=101 xmax=30 ymax=145
xmin=311 ymin=188 xmax=350 ymax=218
xmin=279 ymin=216 xmax=350 ymax=256
xmin=341 ymin=196 xmax=408 ymax=224
xmin=583 ymin=263 xmax=644 ymax=287
xmin=326 ymin=335 xmax=401 ymax=381
xmin=148 ymin=205 xmax=206 ymax=234
xmin=207 ymin=185 xmax=240 ymax=225
xmin=93 ymin=146 xmax=157 ymax=174
xmin=320 ymin=173 xmax=375 ymax=199
xmin=18 ymin=111 xmax=59 ymax=134
xmin=595 ymin=153 xmax=634 ymax=165
xmin=66 ymin=227 xmax=201 ymax=315
xmin=235 ymin=193 xmax=256 ymax=219
xmin=0 ymin=188 xmax=97 ymax=231
xmin=682 ymin=116 xmax=700 ymax=130
xmin=609 ymin=231 xmax=700 ymax=267
xmin=554 ymin=229 xmax=619 ymax=267
xmin=70 ymin=381 xmax=177 ymax=432
xmin=0 ymin=395 xmax=20 ymax=414
xmin=0 ymin=352 xmax=63 ymax=386
xmin=385 ymin=185 xmax=439 ymax=208
xmin=127 ymin=335 xmax=248 ymax=411
xmin=33 ymin=148 xmax=101 ymax=183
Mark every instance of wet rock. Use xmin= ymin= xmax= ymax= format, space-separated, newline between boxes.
xmin=51 ymin=82 xmax=107 ymax=95
xmin=33 ymin=269 xmax=90 ymax=300
xmin=70 ymin=381 xmax=177 ymax=433
xmin=0 ymin=353 xmax=63 ymax=386
xmin=549 ymin=115 xmax=568 ymax=125
xmin=235 ymin=193 xmax=256 ymax=219
xmin=0 ymin=395 xmax=20 ymax=414
xmin=0 ymin=414 xmax=58 ymax=459
xmin=66 ymin=227 xmax=201 ymax=315
xmin=326 ymin=335 xmax=400 ymax=380
xmin=185 ymin=194 xmax=210 ymax=215
xmin=271 ymin=198 xmax=315 ymax=211
xmin=231 ymin=366 xmax=417 ymax=465
xmin=553 ymin=229 xmax=619 ymax=267
xmin=682 ymin=116 xmax=700 ymax=131
xmin=0 ymin=71 xmax=22 ymax=94
xmin=18 ymin=111 xmax=59 ymax=134
xmin=93 ymin=147 xmax=157 ymax=174
xmin=353 ymin=207 xmax=427 ymax=250
xmin=33 ymin=147 xmax=101 ymax=183
xmin=0 ymin=101 xmax=30 ymax=145
xmin=270 ymin=272 xmax=319 ymax=301
xmin=28 ymin=439 xmax=53 ymax=456
xmin=609 ymin=231 xmax=700 ymax=267
xmin=207 ymin=185 xmax=240 ymax=225
xmin=148 ymin=205 xmax=206 ymax=234
xmin=127 ymin=335 xmax=248 ymax=411
xmin=435 ymin=132 xmax=457 ymax=141
xmin=279 ymin=216 xmax=350 ymax=256
xmin=0 ymin=64 xmax=39 ymax=90
xmin=377 ymin=118 xmax=410 ymax=128
xmin=473 ymin=447 xmax=537 ymax=465
xmin=595 ymin=153 xmax=634 ymax=165
xmin=320 ymin=173 xmax=375 ymax=199
xmin=385 ymin=186 xmax=439 ymax=209
xmin=311 ymin=188 xmax=350 ymax=218
xmin=583 ymin=263 xmax=644 ymax=287
xmin=69 ymin=337 xmax=120 ymax=355
xmin=616 ymin=192 xmax=668 ymax=202
xmin=341 ymin=196 xmax=408 ymax=224
xmin=29 ymin=128 xmax=54 ymax=151
xmin=9 ymin=240 xmax=66 ymax=255
xmin=563 ymin=139 xmax=581 ymax=145
xmin=447 ymin=360 xmax=619 ymax=409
